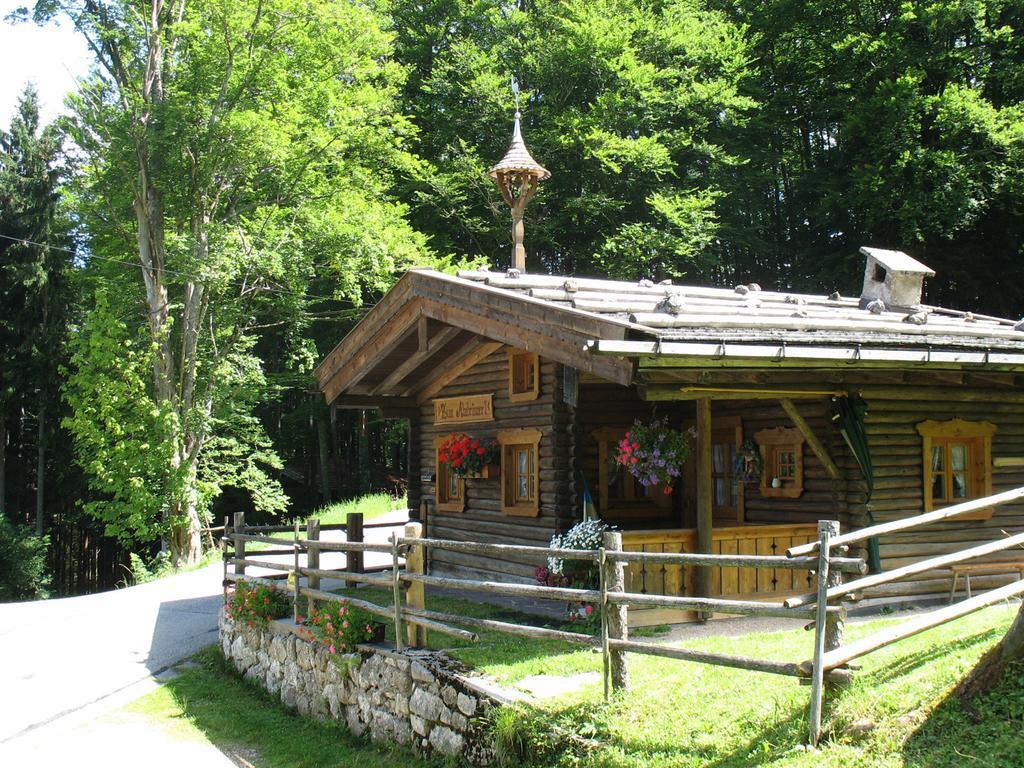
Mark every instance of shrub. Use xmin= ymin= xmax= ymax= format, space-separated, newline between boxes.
xmin=226 ymin=582 xmax=292 ymax=629
xmin=0 ymin=518 xmax=50 ymax=601
xmin=302 ymin=600 xmax=380 ymax=656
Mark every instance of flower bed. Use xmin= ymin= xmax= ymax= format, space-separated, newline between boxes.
xmin=225 ymin=581 xmax=292 ymax=630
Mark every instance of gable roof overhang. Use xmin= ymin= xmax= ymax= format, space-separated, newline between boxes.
xmin=313 ymin=269 xmax=642 ymax=405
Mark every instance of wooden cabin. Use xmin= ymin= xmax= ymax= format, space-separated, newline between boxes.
xmin=314 ymin=247 xmax=1024 ymax=621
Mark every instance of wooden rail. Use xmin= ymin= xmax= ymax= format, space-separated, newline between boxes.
xmin=222 ymin=511 xmax=871 ymax=746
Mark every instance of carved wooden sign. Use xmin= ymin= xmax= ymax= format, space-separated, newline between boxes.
xmin=433 ymin=394 xmax=494 ymax=425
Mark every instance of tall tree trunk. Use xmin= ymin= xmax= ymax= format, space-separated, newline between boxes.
xmin=35 ymin=401 xmax=45 ymax=536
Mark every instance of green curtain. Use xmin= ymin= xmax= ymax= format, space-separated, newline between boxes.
xmin=832 ymin=395 xmax=883 ymax=574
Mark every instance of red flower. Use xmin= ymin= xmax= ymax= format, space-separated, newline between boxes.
xmin=663 ymin=486 xmax=674 ymax=495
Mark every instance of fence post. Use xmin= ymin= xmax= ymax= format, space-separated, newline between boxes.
xmin=347 ymin=512 xmax=364 ymax=587
xmin=825 ymin=531 xmax=846 ymax=658
xmin=307 ymin=517 xmax=320 ymax=617
xmin=221 ymin=516 xmax=229 ymax=605
xmin=391 ymin=532 xmax=405 ymax=651
xmin=602 ymin=531 xmax=630 ymax=692
xmin=293 ymin=520 xmax=302 ymax=623
xmin=233 ymin=511 xmax=246 ymax=576
xmin=404 ymin=522 xmax=427 ymax=647
xmin=808 ymin=519 xmax=838 ymax=746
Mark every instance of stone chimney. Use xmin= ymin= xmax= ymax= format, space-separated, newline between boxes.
xmin=859 ymin=246 xmax=935 ymax=310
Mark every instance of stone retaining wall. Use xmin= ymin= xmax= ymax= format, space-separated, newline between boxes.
xmin=219 ymin=609 xmax=498 ymax=765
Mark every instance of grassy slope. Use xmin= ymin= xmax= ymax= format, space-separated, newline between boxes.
xmin=127 ymin=584 xmax=1024 ymax=768
xmin=248 ymin=493 xmax=405 ymax=551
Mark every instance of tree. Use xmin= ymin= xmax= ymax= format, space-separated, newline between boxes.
xmin=713 ymin=0 xmax=1024 ymax=308
xmin=386 ymin=0 xmax=755 ymax=280
xmin=23 ymin=0 xmax=434 ymax=565
xmin=0 ymin=85 xmax=70 ymax=536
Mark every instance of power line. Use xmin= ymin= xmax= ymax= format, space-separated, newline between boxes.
xmin=0 ymin=232 xmax=377 ymax=310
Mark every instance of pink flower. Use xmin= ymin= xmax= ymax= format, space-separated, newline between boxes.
xmin=584 ymin=604 xmax=594 ymax=616
xmin=343 ymin=620 xmax=349 ymax=628
xmin=329 ymin=644 xmax=335 ymax=654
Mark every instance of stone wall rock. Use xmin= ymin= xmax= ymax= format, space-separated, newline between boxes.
xmin=219 ymin=608 xmax=497 ymax=766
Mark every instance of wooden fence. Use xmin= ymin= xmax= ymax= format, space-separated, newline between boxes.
xmin=222 ymin=487 xmax=1024 ymax=746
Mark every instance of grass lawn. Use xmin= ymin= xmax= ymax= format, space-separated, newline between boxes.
xmin=125 ymin=647 xmax=441 ymax=768
xmin=248 ymin=493 xmax=406 ymax=551
xmin=130 ymin=584 xmax=1024 ymax=767
xmin=325 ymin=588 xmax=1024 ymax=767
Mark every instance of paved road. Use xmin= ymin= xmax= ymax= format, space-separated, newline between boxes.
xmin=0 ymin=562 xmax=225 ymax=745
xmin=0 ymin=509 xmax=412 ymax=765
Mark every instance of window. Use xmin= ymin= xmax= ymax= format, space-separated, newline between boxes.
xmin=434 ymin=438 xmax=465 ymax=512
xmin=508 ymin=350 xmax=539 ymax=401
xmin=917 ymin=419 xmax=996 ymax=519
xmin=592 ymin=427 xmax=672 ymax=518
xmin=499 ymin=428 xmax=542 ymax=516
xmin=711 ymin=418 xmax=745 ymax=523
xmin=754 ymin=426 xmax=805 ymax=499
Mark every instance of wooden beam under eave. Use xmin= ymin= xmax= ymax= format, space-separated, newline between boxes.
xmin=413 ymin=339 xmax=505 ymax=404
xmin=417 ymin=298 xmax=633 ymax=386
xmin=779 ymin=398 xmax=842 ymax=480
xmin=371 ymin=325 xmax=464 ymax=396
xmin=640 ymin=385 xmax=846 ymax=401
xmin=320 ymin=299 xmax=423 ymax=403
xmin=331 ymin=395 xmax=417 ymax=410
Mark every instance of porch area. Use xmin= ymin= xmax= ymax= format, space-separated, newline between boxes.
xmin=622 ymin=523 xmax=818 ymax=626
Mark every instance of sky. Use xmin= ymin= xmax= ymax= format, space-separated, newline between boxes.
xmin=0 ymin=1 xmax=92 ymax=126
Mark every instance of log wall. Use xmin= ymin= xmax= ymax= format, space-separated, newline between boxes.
xmin=851 ymin=388 xmax=1024 ymax=600
xmin=415 ymin=348 xmax=575 ymax=583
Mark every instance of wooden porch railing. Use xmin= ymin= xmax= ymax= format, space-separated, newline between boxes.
xmin=622 ymin=524 xmax=817 ymax=621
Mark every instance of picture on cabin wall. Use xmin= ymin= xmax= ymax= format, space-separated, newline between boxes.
xmin=732 ymin=439 xmax=764 ymax=485
xmin=614 ymin=417 xmax=695 ymax=494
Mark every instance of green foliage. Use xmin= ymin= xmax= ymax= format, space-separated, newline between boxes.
xmin=62 ymin=288 xmax=179 ymax=547
xmin=388 ymin=0 xmax=755 ymax=279
xmin=301 ymin=600 xmax=382 ymax=657
xmin=0 ymin=517 xmax=49 ymax=601
xmin=226 ymin=582 xmax=293 ymax=630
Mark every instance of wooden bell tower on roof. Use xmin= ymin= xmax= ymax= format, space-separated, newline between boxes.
xmin=489 ymin=79 xmax=549 ymax=272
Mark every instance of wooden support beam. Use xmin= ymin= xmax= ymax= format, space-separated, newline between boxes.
xmin=330 ymin=395 xmax=417 ymax=410
xmin=695 ymin=398 xmax=713 ymax=610
xmin=413 ymin=339 xmax=504 ymax=403
xmin=780 ymin=398 xmax=841 ymax=480
xmin=417 ymin=316 xmax=429 ymax=352
xmin=418 ymin=297 xmax=633 ymax=386
xmin=371 ymin=325 xmax=463 ymax=395
xmin=642 ymin=385 xmax=846 ymax=401
xmin=321 ymin=299 xmax=422 ymax=402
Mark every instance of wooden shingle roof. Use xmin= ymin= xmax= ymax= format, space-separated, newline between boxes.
xmin=315 ymin=265 xmax=1024 ymax=406
xmin=455 ymin=269 xmax=1024 ymax=351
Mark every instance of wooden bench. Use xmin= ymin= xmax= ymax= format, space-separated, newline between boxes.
xmin=948 ymin=562 xmax=1024 ymax=603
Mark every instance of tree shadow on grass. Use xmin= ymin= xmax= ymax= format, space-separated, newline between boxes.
xmin=156 ymin=646 xmax=442 ymax=768
xmin=855 ymin=626 xmax=1004 ymax=687
xmin=901 ymin=660 xmax=1024 ymax=768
